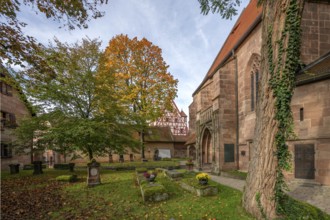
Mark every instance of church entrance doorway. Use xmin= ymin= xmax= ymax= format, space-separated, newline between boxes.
xmin=201 ymin=128 xmax=212 ymax=169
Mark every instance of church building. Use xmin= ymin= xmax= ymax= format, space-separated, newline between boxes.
xmin=186 ymin=0 xmax=330 ymax=185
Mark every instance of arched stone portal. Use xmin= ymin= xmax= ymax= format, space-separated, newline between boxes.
xmin=202 ymin=128 xmax=212 ymax=167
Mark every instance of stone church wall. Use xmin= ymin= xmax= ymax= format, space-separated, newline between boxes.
xmin=236 ymin=24 xmax=262 ymax=171
xmin=189 ymin=0 xmax=330 ymax=185
xmin=286 ymin=79 xmax=330 ymax=185
xmin=300 ymin=1 xmax=330 ymax=64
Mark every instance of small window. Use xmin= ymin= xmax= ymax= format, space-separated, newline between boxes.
xmin=1 ymin=111 xmax=16 ymax=128
xmin=119 ymin=154 xmax=124 ymax=162
xmin=300 ymin=108 xmax=304 ymax=121
xmin=251 ymin=74 xmax=255 ymax=111
xmin=251 ymin=71 xmax=259 ymax=112
xmin=0 ymin=74 xmax=13 ymax=96
xmin=1 ymin=143 xmax=12 ymax=158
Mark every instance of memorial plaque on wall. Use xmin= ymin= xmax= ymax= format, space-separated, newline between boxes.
xmin=87 ymin=159 xmax=101 ymax=186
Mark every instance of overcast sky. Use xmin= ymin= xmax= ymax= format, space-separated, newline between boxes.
xmin=19 ymin=0 xmax=249 ymax=118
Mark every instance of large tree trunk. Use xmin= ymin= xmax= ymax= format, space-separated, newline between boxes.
xmin=88 ymin=147 xmax=93 ymax=161
xmin=140 ymin=131 xmax=145 ymax=159
xmin=30 ymin=145 xmax=34 ymax=164
xmin=243 ymin=0 xmax=304 ymax=219
xmin=63 ymin=150 xmax=67 ymax=163
xmin=108 ymin=151 xmax=113 ymax=163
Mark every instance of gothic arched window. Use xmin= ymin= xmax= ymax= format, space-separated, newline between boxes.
xmin=250 ymin=71 xmax=259 ymax=111
xmin=250 ymin=56 xmax=260 ymax=112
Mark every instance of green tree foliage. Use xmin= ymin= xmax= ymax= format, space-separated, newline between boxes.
xmin=16 ymin=38 xmax=136 ymax=160
xmin=0 ymin=0 xmax=107 ymax=68
xmin=98 ymin=34 xmax=178 ymax=158
xmin=13 ymin=116 xmax=48 ymax=163
xmin=198 ymin=0 xmax=241 ymax=19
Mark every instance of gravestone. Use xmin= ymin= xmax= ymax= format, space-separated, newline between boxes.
xmin=9 ymin=164 xmax=20 ymax=174
xmin=87 ymin=159 xmax=101 ymax=186
xmin=68 ymin=163 xmax=75 ymax=172
xmin=33 ymin=161 xmax=43 ymax=175
xmin=153 ymin=149 xmax=160 ymax=161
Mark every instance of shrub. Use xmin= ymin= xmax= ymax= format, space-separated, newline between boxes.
xmin=186 ymin=158 xmax=194 ymax=166
xmin=196 ymin=173 xmax=210 ymax=181
xmin=181 ymin=177 xmax=218 ymax=189
xmin=280 ymin=195 xmax=330 ymax=219
xmin=23 ymin=164 xmax=46 ymax=170
xmin=54 ymin=164 xmax=71 ymax=170
xmin=155 ymin=168 xmax=165 ymax=173
xmin=136 ymin=168 xmax=148 ymax=173
xmin=141 ymin=184 xmax=166 ymax=197
xmin=161 ymin=158 xmax=172 ymax=161
xmin=56 ymin=175 xmax=78 ymax=182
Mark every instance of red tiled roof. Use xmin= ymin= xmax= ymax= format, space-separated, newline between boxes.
xmin=173 ymin=135 xmax=188 ymax=142
xmin=180 ymin=110 xmax=187 ymax=117
xmin=184 ymin=132 xmax=196 ymax=145
xmin=134 ymin=126 xmax=188 ymax=143
xmin=193 ymin=0 xmax=262 ymax=95
xmin=145 ymin=127 xmax=173 ymax=142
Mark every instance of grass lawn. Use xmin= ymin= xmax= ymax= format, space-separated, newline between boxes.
xmin=225 ymin=170 xmax=248 ymax=179
xmin=2 ymin=167 xmax=328 ymax=220
xmin=1 ymin=168 xmax=253 ymax=220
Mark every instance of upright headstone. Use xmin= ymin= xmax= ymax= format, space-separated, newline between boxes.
xmin=87 ymin=159 xmax=101 ymax=186
xmin=9 ymin=164 xmax=20 ymax=174
xmin=33 ymin=161 xmax=43 ymax=175
xmin=68 ymin=163 xmax=75 ymax=172
xmin=153 ymin=149 xmax=159 ymax=161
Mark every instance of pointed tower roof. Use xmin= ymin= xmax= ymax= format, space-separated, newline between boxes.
xmin=180 ymin=109 xmax=187 ymax=117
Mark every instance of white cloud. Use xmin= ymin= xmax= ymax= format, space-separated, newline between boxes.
xmin=17 ymin=0 xmax=249 ymax=118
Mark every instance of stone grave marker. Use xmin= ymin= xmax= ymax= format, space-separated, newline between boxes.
xmin=87 ymin=159 xmax=101 ymax=186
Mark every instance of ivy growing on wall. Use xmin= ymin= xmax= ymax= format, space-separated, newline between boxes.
xmin=267 ymin=0 xmax=302 ymax=214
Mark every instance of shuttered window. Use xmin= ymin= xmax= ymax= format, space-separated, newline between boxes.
xmin=224 ymin=144 xmax=235 ymax=162
xmin=1 ymin=143 xmax=12 ymax=158
xmin=1 ymin=111 xmax=16 ymax=128
xmin=0 ymin=82 xmax=12 ymax=96
xmin=0 ymin=74 xmax=13 ymax=96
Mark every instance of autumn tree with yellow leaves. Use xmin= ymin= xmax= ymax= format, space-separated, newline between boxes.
xmin=98 ymin=34 xmax=178 ymax=159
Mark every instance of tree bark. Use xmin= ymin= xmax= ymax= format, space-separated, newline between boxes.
xmin=140 ymin=131 xmax=145 ymax=159
xmin=243 ymin=0 xmax=304 ymax=219
xmin=108 ymin=151 xmax=113 ymax=163
xmin=88 ymin=147 xmax=93 ymax=161
xmin=63 ymin=150 xmax=67 ymax=163
xmin=30 ymin=145 xmax=34 ymax=164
